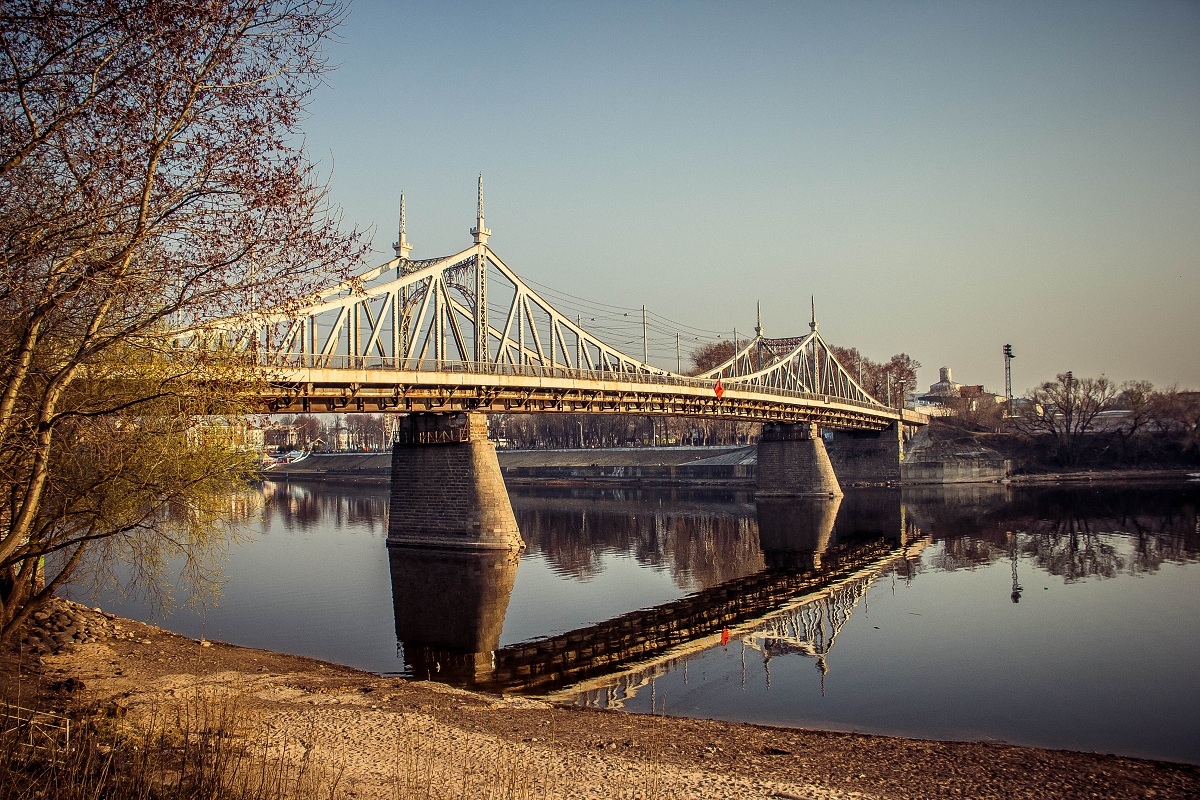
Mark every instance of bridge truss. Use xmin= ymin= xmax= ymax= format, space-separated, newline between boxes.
xmin=188 ymin=191 xmax=917 ymax=430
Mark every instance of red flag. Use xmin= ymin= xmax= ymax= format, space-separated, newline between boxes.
xmin=714 ymin=379 xmax=725 ymax=399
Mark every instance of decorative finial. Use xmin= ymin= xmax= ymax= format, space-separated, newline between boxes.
xmin=392 ymin=192 xmax=412 ymax=260
xmin=754 ymin=301 xmax=763 ymax=338
xmin=470 ymin=173 xmax=491 ymax=245
xmin=809 ymin=296 xmax=818 ymax=333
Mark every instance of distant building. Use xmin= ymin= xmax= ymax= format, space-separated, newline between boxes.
xmin=921 ymin=366 xmax=961 ymax=400
xmin=186 ymin=417 xmax=265 ymax=451
xmin=918 ymin=367 xmax=1003 ymax=414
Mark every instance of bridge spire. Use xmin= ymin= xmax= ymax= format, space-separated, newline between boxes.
xmin=471 ymin=173 xmax=491 ymax=245
xmin=809 ymin=296 xmax=819 ymax=333
xmin=393 ymin=192 xmax=412 ymax=260
xmin=755 ymin=301 xmax=763 ymax=338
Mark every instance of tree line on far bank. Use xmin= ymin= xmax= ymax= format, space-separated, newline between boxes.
xmin=942 ymin=373 xmax=1200 ymax=470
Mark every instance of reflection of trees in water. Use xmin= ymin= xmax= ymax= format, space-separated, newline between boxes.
xmin=212 ymin=490 xmax=265 ymax=525
xmin=259 ymin=481 xmax=388 ymax=535
xmin=514 ymin=488 xmax=913 ymax=592
xmin=515 ymin=505 xmax=764 ymax=591
xmin=914 ymin=485 xmax=1200 ymax=582
xmin=928 ymin=536 xmax=1001 ymax=572
xmin=1021 ymin=520 xmax=1123 ymax=582
xmin=1129 ymin=523 xmax=1200 ymax=574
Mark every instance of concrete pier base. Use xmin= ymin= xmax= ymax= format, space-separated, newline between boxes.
xmin=755 ymin=422 xmax=843 ymax=498
xmin=826 ymin=421 xmax=904 ymax=485
xmin=386 ymin=412 xmax=524 ymax=551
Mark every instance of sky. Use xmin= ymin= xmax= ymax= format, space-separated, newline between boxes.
xmin=300 ymin=0 xmax=1200 ymax=393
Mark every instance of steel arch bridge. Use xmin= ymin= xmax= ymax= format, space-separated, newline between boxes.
xmin=190 ymin=184 xmax=925 ymax=431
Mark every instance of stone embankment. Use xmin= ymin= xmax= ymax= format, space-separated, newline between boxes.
xmin=265 ymin=446 xmax=759 ymax=488
xmin=265 ymin=442 xmax=1011 ymax=488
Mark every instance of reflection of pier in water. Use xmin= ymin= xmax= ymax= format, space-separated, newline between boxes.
xmin=389 ymin=491 xmax=925 ymax=694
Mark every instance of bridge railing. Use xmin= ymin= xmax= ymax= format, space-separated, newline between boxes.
xmin=257 ymin=353 xmax=896 ymax=415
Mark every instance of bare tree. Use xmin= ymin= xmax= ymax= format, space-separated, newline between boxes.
xmin=688 ymin=341 xmax=736 ymax=375
xmin=292 ymin=415 xmax=324 ymax=450
xmin=1019 ymin=373 xmax=1117 ymax=466
xmin=0 ymin=1 xmax=364 ymax=637
xmin=1151 ymin=388 xmax=1200 ymax=460
xmin=829 ymin=346 xmax=919 ymax=406
xmin=346 ymin=414 xmax=388 ymax=451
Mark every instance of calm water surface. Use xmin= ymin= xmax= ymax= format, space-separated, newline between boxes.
xmin=66 ymin=480 xmax=1200 ymax=765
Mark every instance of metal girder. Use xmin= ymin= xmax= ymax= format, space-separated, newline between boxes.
xmin=259 ymin=370 xmax=895 ymax=429
xmin=699 ymin=331 xmax=880 ymax=406
xmin=182 ymin=242 xmax=915 ymax=427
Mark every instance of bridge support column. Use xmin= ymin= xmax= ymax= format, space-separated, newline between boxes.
xmin=756 ymin=422 xmax=843 ymax=498
xmin=826 ymin=421 xmax=904 ymax=486
xmin=386 ymin=412 xmax=524 ymax=551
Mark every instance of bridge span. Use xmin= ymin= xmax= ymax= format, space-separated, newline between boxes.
xmin=195 ymin=181 xmax=926 ymax=549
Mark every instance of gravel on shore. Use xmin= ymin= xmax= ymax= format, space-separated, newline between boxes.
xmin=3 ymin=598 xmax=1197 ymax=799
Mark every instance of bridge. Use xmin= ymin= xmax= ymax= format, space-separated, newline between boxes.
xmin=196 ymin=180 xmax=926 ymax=550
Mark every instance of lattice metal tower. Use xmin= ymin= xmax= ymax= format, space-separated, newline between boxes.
xmin=1003 ymin=343 xmax=1014 ymax=415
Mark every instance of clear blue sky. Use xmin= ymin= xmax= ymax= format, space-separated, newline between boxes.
xmin=302 ymin=0 xmax=1200 ymax=393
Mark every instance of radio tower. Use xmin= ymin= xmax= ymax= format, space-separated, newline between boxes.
xmin=1003 ymin=344 xmax=1014 ymax=416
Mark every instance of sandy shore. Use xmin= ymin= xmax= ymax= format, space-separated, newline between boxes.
xmin=3 ymin=599 xmax=1197 ymax=799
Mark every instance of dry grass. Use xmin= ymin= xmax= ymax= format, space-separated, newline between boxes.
xmin=0 ymin=691 xmax=344 ymax=800
xmin=0 ymin=692 xmax=672 ymax=800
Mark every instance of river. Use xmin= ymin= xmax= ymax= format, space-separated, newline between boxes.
xmin=64 ymin=479 xmax=1200 ymax=765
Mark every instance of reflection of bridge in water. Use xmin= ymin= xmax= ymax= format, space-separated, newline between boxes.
xmin=388 ymin=491 xmax=926 ymax=694
xmin=568 ymin=544 xmax=925 ymax=709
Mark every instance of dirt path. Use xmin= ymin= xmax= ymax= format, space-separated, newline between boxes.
xmin=4 ymin=599 xmax=1197 ymax=799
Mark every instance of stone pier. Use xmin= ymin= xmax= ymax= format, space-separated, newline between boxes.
xmin=826 ymin=421 xmax=904 ymax=485
xmin=386 ymin=412 xmax=524 ymax=551
xmin=755 ymin=421 xmax=843 ymax=498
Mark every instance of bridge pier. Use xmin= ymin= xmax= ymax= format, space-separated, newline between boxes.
xmin=826 ymin=421 xmax=904 ymax=485
xmin=755 ymin=421 xmax=843 ymax=498
xmin=386 ymin=412 xmax=524 ymax=551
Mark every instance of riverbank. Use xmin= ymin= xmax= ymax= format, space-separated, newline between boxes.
xmin=1006 ymin=467 xmax=1199 ymax=484
xmin=4 ymin=598 xmax=1196 ymax=799
xmin=264 ymin=449 xmax=1197 ymax=491
xmin=264 ymin=447 xmax=757 ymax=488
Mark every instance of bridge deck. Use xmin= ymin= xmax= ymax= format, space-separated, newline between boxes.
xmin=263 ymin=363 xmax=925 ymax=429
